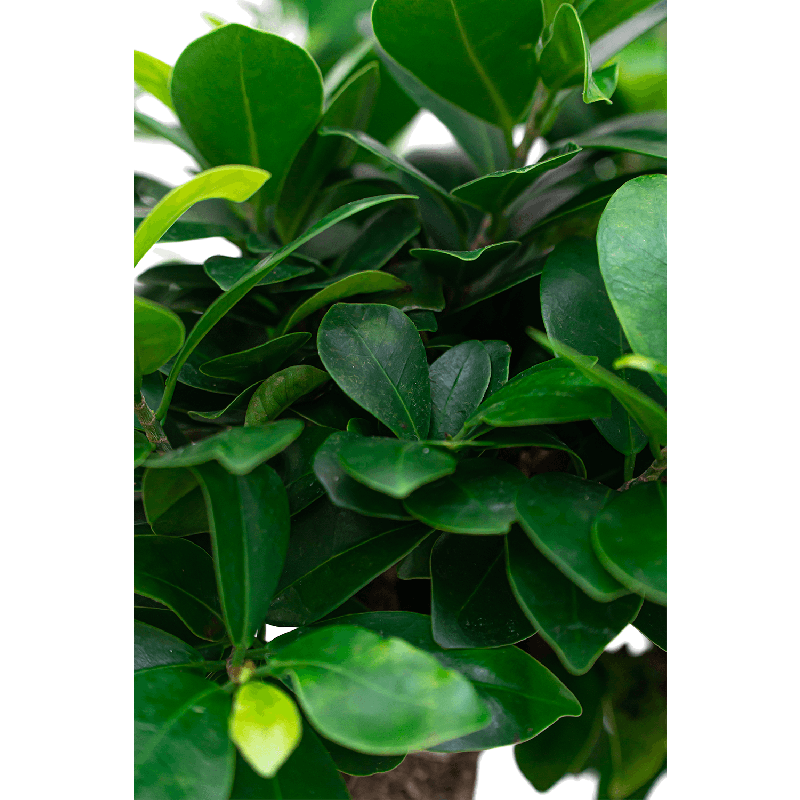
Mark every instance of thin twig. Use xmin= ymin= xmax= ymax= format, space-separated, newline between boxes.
xmin=618 ymin=447 xmax=667 ymax=492
xmin=135 ymin=392 xmax=172 ymax=452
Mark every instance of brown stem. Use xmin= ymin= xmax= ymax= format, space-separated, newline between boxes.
xmin=618 ymin=447 xmax=667 ymax=492
xmin=513 ymin=81 xmax=550 ymax=168
xmin=135 ymin=392 xmax=172 ymax=452
xmin=469 ymin=214 xmax=492 ymax=250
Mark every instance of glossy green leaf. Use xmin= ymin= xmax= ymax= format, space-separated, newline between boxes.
xmin=244 ymin=367 xmax=330 ymax=426
xmin=634 ymin=600 xmax=666 ymax=651
xmin=144 ymin=422 xmax=304 ymax=475
xmin=429 ymin=341 xmax=492 ymax=440
xmin=529 ymin=332 xmax=666 ymax=450
xmin=161 ymin=339 xmax=245 ymax=396
xmin=597 ymin=174 xmax=667 ymax=391
xmin=200 ymin=333 xmax=311 ymax=385
xmin=563 ymin=111 xmax=667 ymax=159
xmin=203 ymin=256 xmax=315 ymax=292
xmin=516 ymin=473 xmax=628 ymax=600
xmin=372 ymin=0 xmax=543 ymax=133
xmin=133 ymin=166 xmax=269 ymax=266
xmin=288 ymin=611 xmax=582 ymax=751
xmin=411 ymin=242 xmax=519 ymax=285
xmin=541 ymin=238 xmax=652 ymax=454
xmin=157 ymin=194 xmax=415 ymax=420
xmin=188 ymin=383 xmax=261 ymax=425
xmin=540 ymin=4 xmax=612 ymax=103
xmin=191 ymin=462 xmax=290 ymax=648
xmin=229 ymin=682 xmax=302 ymax=778
xmin=514 ymin=667 xmax=604 ymax=792
xmin=482 ymin=340 xmax=512 ymax=397
xmin=404 ymin=458 xmax=526 ymax=534
xmin=432 ymin=534 xmax=535 ymax=649
xmin=142 ymin=468 xmax=209 ymax=536
xmin=274 ymin=423 xmax=334 ymax=516
xmin=135 ymin=669 xmax=233 ymax=800
xmin=506 ymin=527 xmax=642 ymax=674
xmin=334 ymin=204 xmax=421 ymax=275
xmin=271 ymin=625 xmax=491 ymax=753
xmin=313 ymin=431 xmax=410 ymax=519
xmin=281 ymin=271 xmax=409 ymax=333
xmin=467 ymin=357 xmax=613 ymax=429
xmin=593 ymin=62 xmax=620 ymax=98
xmin=229 ymin=720 xmax=350 ymax=799
xmin=318 ymin=303 xmax=431 ymax=440
xmin=320 ymin=737 xmax=405 ymax=777
xmin=377 ymin=260 xmax=446 ymax=312
xmin=134 ymin=621 xmax=203 ymax=671
xmin=135 ymin=431 xmax=154 ymax=468
xmin=592 ymin=482 xmax=666 ymax=604
xmin=170 ymin=24 xmax=323 ymax=204
xmin=268 ymin=499 xmax=427 ymax=626
xmin=134 ymin=535 xmax=225 ymax=641
xmin=337 ymin=437 xmax=457 ymax=499
xmin=452 ymin=144 xmax=582 ymax=214
xmin=134 ymin=297 xmax=186 ymax=389
xmin=133 ymin=50 xmax=173 ymax=110
xmin=276 ymin=63 xmax=381 ymax=242
xmin=397 ymin=532 xmax=439 ymax=580
xmin=378 ymin=46 xmax=509 ymax=174
xmin=407 ymin=310 xmax=438 ymax=332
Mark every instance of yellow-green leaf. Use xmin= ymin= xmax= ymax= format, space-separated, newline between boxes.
xmin=134 ymin=50 xmax=174 ymax=111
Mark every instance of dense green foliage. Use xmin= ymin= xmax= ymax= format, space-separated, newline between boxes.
xmin=134 ymin=2 xmax=666 ymax=798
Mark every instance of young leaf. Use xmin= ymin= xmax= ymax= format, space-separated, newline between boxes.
xmin=134 ymin=535 xmax=226 ymax=641
xmin=157 ymin=194 xmax=416 ymax=420
xmin=135 ymin=670 xmax=233 ymax=800
xmin=280 ymin=271 xmax=409 ymax=332
xmin=134 ymin=297 xmax=185 ymax=390
xmin=337 ymin=437 xmax=457 ymax=499
xmin=592 ymin=482 xmax=667 ymax=605
xmin=372 ymin=0 xmax=544 ymax=134
xmin=516 ymin=473 xmax=628 ymax=601
xmin=429 ymin=341 xmax=492 ymax=440
xmin=318 ymin=303 xmax=431 ymax=440
xmin=142 ymin=467 xmax=209 ymax=536
xmin=191 ymin=462 xmax=290 ymax=648
xmin=506 ymin=527 xmax=642 ymax=674
xmin=133 ymin=166 xmax=270 ymax=266
xmin=431 ymin=534 xmax=536 ymax=648
xmin=596 ymin=174 xmax=667 ymax=390
xmin=270 ymin=625 xmax=491 ymax=753
xmin=133 ymin=50 xmax=174 ymax=111
xmin=134 ymin=621 xmax=203 ymax=671
xmin=144 ymin=422 xmax=304 ymax=476
xmin=541 ymin=238 xmax=655 ymax=454
xmin=244 ymin=367 xmax=330 ymax=426
xmin=403 ymin=458 xmax=526 ymax=534
xmin=170 ymin=24 xmax=323 ymax=203
xmin=229 ymin=682 xmax=302 ymax=779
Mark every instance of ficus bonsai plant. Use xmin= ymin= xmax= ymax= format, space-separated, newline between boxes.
xmin=134 ymin=1 xmax=666 ymax=798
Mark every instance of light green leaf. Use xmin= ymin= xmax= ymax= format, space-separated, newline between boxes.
xmin=134 ymin=297 xmax=185 ymax=390
xmin=134 ymin=50 xmax=174 ymax=111
xmin=372 ymin=0 xmax=544 ymax=134
xmin=613 ymin=353 xmax=667 ymax=377
xmin=143 ymin=422 xmax=304 ymax=476
xmin=229 ymin=682 xmax=302 ymax=779
xmin=133 ymin=166 xmax=270 ymax=266
xmin=597 ymin=174 xmax=667 ymax=391
xmin=244 ymin=367 xmax=330 ymax=426
xmin=170 ymin=24 xmax=323 ymax=203
xmin=318 ymin=303 xmax=431 ymax=440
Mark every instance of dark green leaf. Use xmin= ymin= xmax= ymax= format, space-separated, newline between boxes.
xmin=245 ymin=367 xmax=330 ymax=426
xmin=407 ymin=310 xmax=438 ymax=332
xmin=377 ymin=261 xmax=446 ymax=312
xmin=145 ymin=422 xmax=303 ymax=475
xmin=274 ymin=423 xmax=335 ymax=515
xmin=200 ymin=333 xmax=311 ymax=385
xmin=134 ymin=669 xmax=233 ymax=800
xmin=592 ymin=482 xmax=666 ymax=604
xmin=634 ymin=600 xmax=666 ymax=651
xmin=559 ymin=111 xmax=667 ymax=160
xmin=318 ymin=303 xmax=431 ymax=440
xmin=431 ymin=534 xmax=535 ymax=648
xmin=404 ymin=458 xmax=526 ymax=534
xmin=134 ymin=621 xmax=203 ymax=671
xmin=313 ymin=431 xmax=410 ymax=518
xmin=482 ymin=340 xmax=512 ymax=397
xmin=320 ymin=737 xmax=405 ymax=777
xmin=506 ymin=527 xmax=642 ymax=674
xmin=338 ymin=437 xmax=457 ymax=498
xmin=372 ymin=0 xmax=543 ymax=133
xmin=411 ymin=242 xmax=520 ymax=285
xmin=134 ymin=535 xmax=226 ymax=641
xmin=271 ymin=625 xmax=491 ymax=753
xmin=203 ymin=257 xmax=315 ymax=292
xmin=170 ymin=24 xmax=323 ymax=204
xmin=397 ymin=532 xmax=440 ymax=580
xmin=191 ymin=462 xmax=289 ymax=648
xmin=142 ymin=467 xmax=209 ymax=536
xmin=135 ymin=431 xmax=154 ymax=468
xmin=188 ymin=383 xmax=261 ymax=425
xmin=516 ymin=473 xmax=628 ymax=600
xmin=580 ymin=0 xmax=664 ymax=44
xmin=596 ymin=174 xmax=667 ymax=391
xmin=268 ymin=499 xmax=427 ymax=625
xmin=429 ymin=341 xmax=492 ymax=440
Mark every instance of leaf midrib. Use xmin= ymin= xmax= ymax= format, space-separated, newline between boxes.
xmin=237 ymin=40 xmax=260 ymax=168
